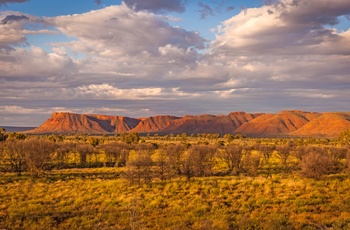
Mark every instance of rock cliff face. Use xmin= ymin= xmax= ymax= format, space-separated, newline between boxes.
xmin=131 ymin=115 xmax=180 ymax=133
xmin=159 ymin=112 xmax=263 ymax=134
xmin=291 ymin=112 xmax=350 ymax=137
xmin=234 ymin=110 xmax=321 ymax=137
xmin=29 ymin=112 xmax=141 ymax=134
xmin=27 ymin=110 xmax=350 ymax=137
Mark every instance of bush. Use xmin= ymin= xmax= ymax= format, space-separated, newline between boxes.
xmin=300 ymin=151 xmax=334 ymax=180
xmin=23 ymin=138 xmax=57 ymax=177
xmin=1 ymin=139 xmax=26 ymax=175
xmin=124 ymin=144 xmax=155 ymax=185
xmin=183 ymin=145 xmax=217 ymax=178
xmin=241 ymin=153 xmax=261 ymax=176
xmin=346 ymin=151 xmax=350 ymax=175
xmin=219 ymin=144 xmax=243 ymax=174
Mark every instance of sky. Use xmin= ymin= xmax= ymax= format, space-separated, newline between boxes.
xmin=1 ymin=0 xmax=350 ymax=126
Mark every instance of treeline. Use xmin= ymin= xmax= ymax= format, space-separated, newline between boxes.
xmin=0 ymin=130 xmax=350 ymax=182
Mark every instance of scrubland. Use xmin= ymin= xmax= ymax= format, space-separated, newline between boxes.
xmin=0 ymin=130 xmax=350 ymax=229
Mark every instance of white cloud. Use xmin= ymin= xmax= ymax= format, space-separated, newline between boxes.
xmin=0 ymin=11 xmax=54 ymax=51
xmin=77 ymin=84 xmax=163 ymax=99
xmin=213 ymin=0 xmax=350 ymax=55
xmin=1 ymin=0 xmax=350 ymax=126
xmin=49 ymin=4 xmax=205 ymax=55
xmin=0 ymin=105 xmax=49 ymax=114
xmin=0 ymin=46 xmax=76 ymax=78
xmin=207 ymin=0 xmax=350 ymax=101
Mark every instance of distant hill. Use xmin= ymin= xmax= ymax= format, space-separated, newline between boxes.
xmin=25 ymin=111 xmax=350 ymax=137
xmin=234 ymin=110 xmax=321 ymax=137
xmin=28 ymin=112 xmax=140 ymax=134
xmin=132 ymin=115 xmax=180 ymax=133
xmin=159 ymin=112 xmax=262 ymax=134
xmin=0 ymin=126 xmax=36 ymax=132
xmin=292 ymin=112 xmax=350 ymax=137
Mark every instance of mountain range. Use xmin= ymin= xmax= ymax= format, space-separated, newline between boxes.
xmin=26 ymin=111 xmax=350 ymax=138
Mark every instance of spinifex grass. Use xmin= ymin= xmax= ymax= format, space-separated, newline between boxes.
xmin=1 ymin=169 xmax=350 ymax=229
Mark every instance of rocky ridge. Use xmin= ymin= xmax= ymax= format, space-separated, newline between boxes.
xmin=27 ymin=110 xmax=350 ymax=137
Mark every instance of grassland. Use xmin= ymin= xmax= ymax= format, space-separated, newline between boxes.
xmin=1 ymin=168 xmax=350 ymax=229
xmin=1 ymin=132 xmax=350 ymax=229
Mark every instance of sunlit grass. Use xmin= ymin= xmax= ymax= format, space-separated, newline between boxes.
xmin=1 ymin=169 xmax=350 ymax=229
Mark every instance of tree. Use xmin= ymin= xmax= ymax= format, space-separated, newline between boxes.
xmin=54 ymin=142 xmax=75 ymax=168
xmin=182 ymin=145 xmax=216 ymax=180
xmin=223 ymin=134 xmax=234 ymax=142
xmin=241 ymin=153 xmax=261 ymax=176
xmin=293 ymin=146 xmax=309 ymax=162
xmin=124 ymin=143 xmax=155 ymax=185
xmin=254 ymin=144 xmax=275 ymax=177
xmin=300 ymin=151 xmax=334 ymax=180
xmin=219 ymin=144 xmax=243 ymax=174
xmin=1 ymin=139 xmax=26 ymax=175
xmin=181 ymin=133 xmax=187 ymax=141
xmin=7 ymin=132 xmax=27 ymax=140
xmin=23 ymin=138 xmax=57 ymax=177
xmin=166 ymin=143 xmax=185 ymax=176
xmin=181 ymin=151 xmax=196 ymax=181
xmin=0 ymin=128 xmax=7 ymax=142
xmin=234 ymin=133 xmax=244 ymax=140
xmin=153 ymin=149 xmax=172 ymax=182
xmin=99 ymin=142 xmax=130 ymax=167
xmin=346 ymin=151 xmax=350 ymax=175
xmin=88 ymin=137 xmax=99 ymax=147
xmin=328 ymin=147 xmax=347 ymax=172
xmin=338 ymin=129 xmax=350 ymax=145
xmin=210 ymin=133 xmax=220 ymax=140
xmin=276 ymin=145 xmax=292 ymax=174
xmin=120 ymin=132 xmax=140 ymax=144
xmin=76 ymin=143 xmax=94 ymax=166
xmin=257 ymin=144 xmax=275 ymax=164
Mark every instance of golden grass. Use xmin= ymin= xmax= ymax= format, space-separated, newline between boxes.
xmin=1 ymin=169 xmax=350 ymax=229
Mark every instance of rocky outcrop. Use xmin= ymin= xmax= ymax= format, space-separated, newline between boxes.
xmin=29 ymin=112 xmax=141 ymax=134
xmin=132 ymin=115 xmax=180 ymax=133
xmin=291 ymin=112 xmax=350 ymax=137
xmin=26 ymin=110 xmax=350 ymax=137
xmin=234 ymin=110 xmax=321 ymax=137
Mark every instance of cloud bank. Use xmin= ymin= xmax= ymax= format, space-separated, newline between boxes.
xmin=1 ymin=0 xmax=350 ymax=126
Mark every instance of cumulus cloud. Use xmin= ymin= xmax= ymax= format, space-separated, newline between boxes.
xmin=1 ymin=0 xmax=350 ymax=126
xmin=0 ymin=105 xmax=48 ymax=114
xmin=49 ymin=4 xmax=205 ymax=55
xmin=213 ymin=0 xmax=350 ymax=55
xmin=77 ymin=84 xmax=163 ymax=100
xmin=45 ymin=4 xmax=206 ymax=85
xmin=72 ymin=84 xmax=202 ymax=101
xmin=0 ymin=13 xmax=28 ymax=50
xmin=0 ymin=46 xmax=77 ymax=78
xmin=124 ymin=0 xmax=186 ymax=13
xmin=0 ymin=12 xmax=53 ymax=51
xmin=205 ymin=0 xmax=350 ymax=114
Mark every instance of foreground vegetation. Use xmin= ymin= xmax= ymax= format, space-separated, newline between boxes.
xmin=1 ymin=169 xmax=350 ymax=229
xmin=0 ymin=129 xmax=350 ymax=229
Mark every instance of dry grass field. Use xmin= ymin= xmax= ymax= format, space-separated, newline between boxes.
xmin=0 ymin=131 xmax=350 ymax=229
xmin=1 ymin=169 xmax=350 ymax=229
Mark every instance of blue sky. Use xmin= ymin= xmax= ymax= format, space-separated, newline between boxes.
xmin=1 ymin=0 xmax=350 ymax=126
